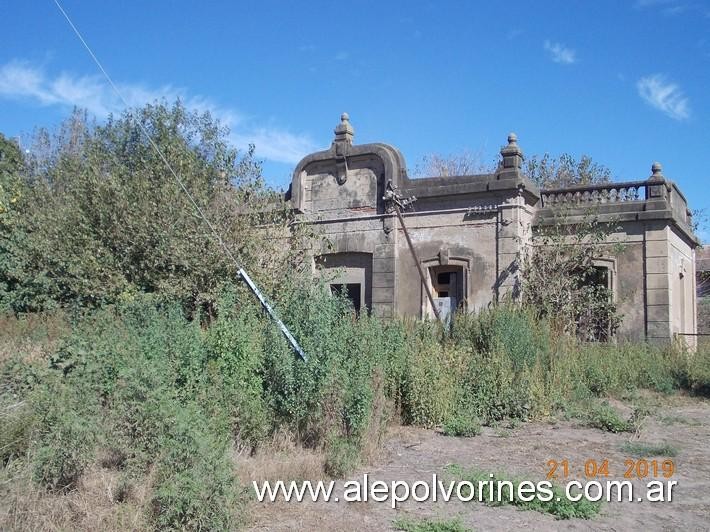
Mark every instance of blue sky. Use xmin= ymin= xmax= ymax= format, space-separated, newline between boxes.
xmin=1 ymin=1 xmax=708 ymax=240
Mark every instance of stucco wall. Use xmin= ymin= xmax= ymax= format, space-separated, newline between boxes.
xmin=287 ymin=115 xmax=699 ymax=342
xmin=309 ymin=216 xmax=396 ymax=319
xmin=394 ymin=210 xmax=498 ymax=317
xmin=612 ymin=241 xmax=646 ymax=340
xmin=301 ymin=155 xmax=383 ymax=215
xmin=668 ymin=225 xmax=697 ymax=341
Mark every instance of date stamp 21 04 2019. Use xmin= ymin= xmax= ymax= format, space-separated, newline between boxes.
xmin=546 ymin=458 xmax=675 ymax=480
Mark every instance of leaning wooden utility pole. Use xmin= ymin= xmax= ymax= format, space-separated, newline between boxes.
xmin=384 ymin=182 xmax=440 ymax=321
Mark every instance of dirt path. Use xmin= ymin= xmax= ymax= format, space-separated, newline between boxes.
xmin=246 ymin=395 xmax=710 ymax=531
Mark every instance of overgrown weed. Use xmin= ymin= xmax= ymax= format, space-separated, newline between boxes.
xmin=1 ymin=300 xmax=707 ymax=529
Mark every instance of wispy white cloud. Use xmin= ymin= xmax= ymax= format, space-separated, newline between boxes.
xmin=0 ymin=60 xmax=186 ymax=118
xmin=0 ymin=60 xmax=316 ymax=165
xmin=543 ymin=41 xmax=576 ymax=65
xmin=334 ymin=51 xmax=349 ymax=61
xmin=662 ymin=4 xmax=689 ymax=15
xmin=636 ymin=74 xmax=690 ymax=120
xmin=635 ymin=0 xmax=698 ymax=16
xmin=232 ymin=128 xmax=317 ymax=166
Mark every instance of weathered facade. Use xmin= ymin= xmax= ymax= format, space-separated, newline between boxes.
xmin=287 ymin=114 xmax=700 ymax=342
xmin=697 ymin=248 xmax=710 ymax=337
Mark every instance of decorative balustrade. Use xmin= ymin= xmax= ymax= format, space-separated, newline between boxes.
xmin=541 ymin=180 xmax=649 ymax=207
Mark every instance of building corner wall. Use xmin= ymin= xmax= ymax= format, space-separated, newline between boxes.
xmin=644 ymin=223 xmax=672 ymax=342
xmin=372 ymin=219 xmax=397 ymax=319
xmin=496 ymin=191 xmax=535 ymax=301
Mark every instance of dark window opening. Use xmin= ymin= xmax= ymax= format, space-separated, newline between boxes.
xmin=437 ymin=272 xmax=451 ymax=285
xmin=438 ymin=291 xmax=449 ymax=297
xmin=316 ymin=252 xmax=373 ymax=314
xmin=587 ymin=266 xmax=609 ymax=290
xmin=576 ymin=265 xmax=615 ymax=342
xmin=330 ymin=283 xmax=362 ymax=312
xmin=698 ymin=271 xmax=710 ymax=298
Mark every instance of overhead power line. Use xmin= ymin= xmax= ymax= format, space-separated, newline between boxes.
xmin=51 ymin=0 xmax=308 ymax=361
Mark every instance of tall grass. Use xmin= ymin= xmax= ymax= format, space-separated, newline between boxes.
xmin=1 ymin=295 xmax=707 ymax=529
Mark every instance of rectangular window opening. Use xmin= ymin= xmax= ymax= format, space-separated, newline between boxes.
xmin=427 ymin=265 xmax=465 ymax=322
xmin=577 ymin=264 xmax=614 ymax=342
xmin=330 ymin=283 xmax=362 ymax=312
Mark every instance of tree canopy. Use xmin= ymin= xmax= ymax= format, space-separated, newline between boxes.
xmin=0 ymin=101 xmax=296 ymax=315
xmin=524 ymin=153 xmax=612 ymax=189
xmin=415 ymin=149 xmax=613 ymax=190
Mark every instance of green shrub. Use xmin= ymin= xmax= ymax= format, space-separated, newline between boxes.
xmin=584 ymin=402 xmax=631 ymax=433
xmin=574 ymin=342 xmax=679 ymax=397
xmin=0 ymin=353 xmax=45 ymax=397
xmin=583 ymin=361 xmax=612 ymax=396
xmin=32 ymin=407 xmax=97 ymax=491
xmin=393 ymin=516 xmax=472 ymax=532
xmin=401 ymin=336 xmax=461 ymax=427
xmin=621 ymin=441 xmax=678 ymax=457
xmin=442 ymin=411 xmax=482 ymax=437
xmin=456 ymin=348 xmax=534 ymax=424
xmin=108 ymin=361 xmax=178 ymax=470
xmin=204 ymin=313 xmax=270 ymax=448
xmin=446 ymin=465 xmax=600 ymax=520
xmin=22 ymin=374 xmax=100 ymax=492
xmin=149 ymin=406 xmax=240 ymax=531
xmin=324 ymin=436 xmax=361 ymax=478
xmin=685 ymin=347 xmax=710 ymax=396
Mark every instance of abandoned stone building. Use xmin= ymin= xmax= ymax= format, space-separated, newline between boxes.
xmin=287 ymin=113 xmax=700 ymax=342
xmin=697 ymin=248 xmax=710 ymax=336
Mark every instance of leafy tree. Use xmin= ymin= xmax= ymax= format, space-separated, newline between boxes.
xmin=0 ymin=134 xmax=30 ymax=312
xmin=520 ymin=154 xmax=619 ymax=340
xmin=690 ymin=208 xmax=708 ymax=242
xmin=416 ymin=149 xmax=612 ymax=190
xmin=524 ymin=153 xmax=612 ymax=189
xmin=0 ymin=101 xmax=299 ymax=314
xmin=522 ymin=213 xmax=623 ymax=341
xmin=0 ymin=134 xmax=23 ymax=177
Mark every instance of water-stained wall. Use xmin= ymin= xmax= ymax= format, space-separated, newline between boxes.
xmin=288 ymin=114 xmax=699 ymax=342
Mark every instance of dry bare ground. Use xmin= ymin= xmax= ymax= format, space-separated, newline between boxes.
xmin=2 ymin=393 xmax=708 ymax=531
xmin=245 ymin=394 xmax=710 ymax=531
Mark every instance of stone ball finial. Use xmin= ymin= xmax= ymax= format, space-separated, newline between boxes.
xmin=333 ymin=112 xmax=354 ymax=146
xmin=500 ymin=132 xmax=523 ymax=170
xmin=651 ymin=161 xmax=663 ymax=175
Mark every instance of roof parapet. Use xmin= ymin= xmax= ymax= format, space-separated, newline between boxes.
xmin=538 ymin=162 xmax=698 ymax=246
